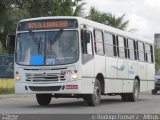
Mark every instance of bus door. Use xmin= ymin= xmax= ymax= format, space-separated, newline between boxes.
xmin=81 ymin=29 xmax=95 ymax=93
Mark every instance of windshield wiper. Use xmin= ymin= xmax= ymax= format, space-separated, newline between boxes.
xmin=50 ymin=29 xmax=63 ymax=45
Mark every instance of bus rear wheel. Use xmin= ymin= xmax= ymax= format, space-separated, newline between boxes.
xmin=84 ymin=79 xmax=101 ymax=106
xmin=129 ymin=80 xmax=140 ymax=102
xmin=121 ymin=94 xmax=128 ymax=101
xmin=121 ymin=80 xmax=140 ymax=102
xmin=152 ymin=89 xmax=157 ymax=95
xmin=36 ymin=94 xmax=52 ymax=105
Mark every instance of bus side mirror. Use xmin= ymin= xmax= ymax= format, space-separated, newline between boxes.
xmin=81 ymin=29 xmax=90 ymax=43
xmin=6 ymin=34 xmax=15 ymax=48
xmin=85 ymin=31 xmax=90 ymax=43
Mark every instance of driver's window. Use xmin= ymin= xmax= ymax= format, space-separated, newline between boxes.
xmin=81 ymin=30 xmax=93 ymax=55
xmin=86 ymin=31 xmax=93 ymax=55
xmin=81 ymin=30 xmax=93 ymax=64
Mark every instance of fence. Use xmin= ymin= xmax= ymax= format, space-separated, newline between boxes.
xmin=0 ymin=54 xmax=14 ymax=94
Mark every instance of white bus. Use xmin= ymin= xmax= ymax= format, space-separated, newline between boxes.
xmin=7 ymin=16 xmax=155 ymax=106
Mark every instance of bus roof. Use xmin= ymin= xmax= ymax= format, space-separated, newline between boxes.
xmin=19 ymin=16 xmax=153 ymax=44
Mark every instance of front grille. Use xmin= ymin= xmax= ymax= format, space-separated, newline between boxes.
xmin=29 ymin=86 xmax=61 ymax=91
xmin=24 ymin=67 xmax=67 ymax=71
xmin=25 ymin=73 xmax=65 ymax=82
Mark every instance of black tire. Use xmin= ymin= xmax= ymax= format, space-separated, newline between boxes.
xmin=152 ymin=89 xmax=157 ymax=95
xmin=36 ymin=94 xmax=52 ymax=106
xmin=128 ymin=80 xmax=140 ymax=102
xmin=121 ymin=94 xmax=128 ymax=102
xmin=84 ymin=79 xmax=101 ymax=106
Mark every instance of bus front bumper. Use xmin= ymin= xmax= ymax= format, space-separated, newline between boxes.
xmin=15 ymin=79 xmax=94 ymax=94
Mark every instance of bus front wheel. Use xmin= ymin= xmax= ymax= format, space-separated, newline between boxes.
xmin=84 ymin=79 xmax=101 ymax=106
xmin=36 ymin=94 xmax=52 ymax=105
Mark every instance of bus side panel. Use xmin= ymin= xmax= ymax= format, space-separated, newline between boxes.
xmin=138 ymin=62 xmax=147 ymax=92
xmin=146 ymin=63 xmax=155 ymax=90
xmin=105 ymin=57 xmax=117 ymax=93
xmin=81 ymin=59 xmax=95 ymax=94
xmin=123 ymin=60 xmax=137 ymax=93
xmin=118 ymin=59 xmax=127 ymax=93
xmin=94 ymin=55 xmax=105 ymax=79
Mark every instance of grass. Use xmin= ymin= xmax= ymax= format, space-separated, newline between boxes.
xmin=0 ymin=78 xmax=14 ymax=94
xmin=0 ymin=88 xmax=15 ymax=94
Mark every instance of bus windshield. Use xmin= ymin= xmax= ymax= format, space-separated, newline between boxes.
xmin=16 ymin=30 xmax=79 ymax=66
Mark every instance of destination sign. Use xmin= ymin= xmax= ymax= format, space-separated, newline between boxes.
xmin=17 ymin=19 xmax=78 ymax=31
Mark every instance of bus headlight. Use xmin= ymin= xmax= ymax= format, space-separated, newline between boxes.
xmin=15 ymin=71 xmax=21 ymax=81
xmin=16 ymin=74 xmax=21 ymax=81
xmin=71 ymin=74 xmax=78 ymax=80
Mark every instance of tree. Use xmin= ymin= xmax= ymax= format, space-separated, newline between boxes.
xmin=0 ymin=0 xmax=86 ymax=51
xmin=86 ymin=7 xmax=107 ymax=24
xmin=0 ymin=0 xmax=15 ymax=50
xmin=72 ymin=0 xmax=86 ymax=16
xmin=155 ymin=46 xmax=160 ymax=72
xmin=12 ymin=0 xmax=86 ymax=17
xmin=87 ymin=7 xmax=129 ymax=30
xmin=106 ymin=13 xmax=129 ymax=30
xmin=11 ymin=0 xmax=73 ymax=17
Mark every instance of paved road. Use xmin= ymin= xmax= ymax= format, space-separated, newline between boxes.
xmin=0 ymin=92 xmax=160 ymax=114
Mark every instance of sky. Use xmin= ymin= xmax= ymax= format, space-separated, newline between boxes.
xmin=83 ymin=0 xmax=160 ymax=40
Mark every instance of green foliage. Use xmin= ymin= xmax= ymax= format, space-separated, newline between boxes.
xmin=0 ymin=0 xmax=130 ymax=52
xmin=72 ymin=0 xmax=86 ymax=16
xmin=9 ymin=0 xmax=86 ymax=18
xmin=0 ymin=0 xmax=86 ymax=52
xmin=106 ymin=13 xmax=129 ymax=30
xmin=87 ymin=7 xmax=129 ymax=30
xmin=0 ymin=88 xmax=14 ymax=94
xmin=20 ymin=0 xmax=73 ymax=17
xmin=155 ymin=47 xmax=160 ymax=72
xmin=87 ymin=7 xmax=107 ymax=24
xmin=0 ymin=42 xmax=7 ymax=53
xmin=0 ymin=0 xmax=14 ymax=49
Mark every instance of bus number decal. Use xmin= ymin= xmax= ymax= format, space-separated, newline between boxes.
xmin=61 ymin=70 xmax=72 ymax=75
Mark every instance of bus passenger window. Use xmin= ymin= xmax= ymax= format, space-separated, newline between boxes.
xmin=134 ymin=41 xmax=137 ymax=60
xmin=145 ymin=44 xmax=154 ymax=63
xmin=128 ymin=39 xmax=135 ymax=60
xmin=94 ymin=30 xmax=104 ymax=55
xmin=104 ymin=32 xmax=116 ymax=57
xmin=137 ymin=42 xmax=145 ymax=62
xmin=117 ymin=36 xmax=126 ymax=59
